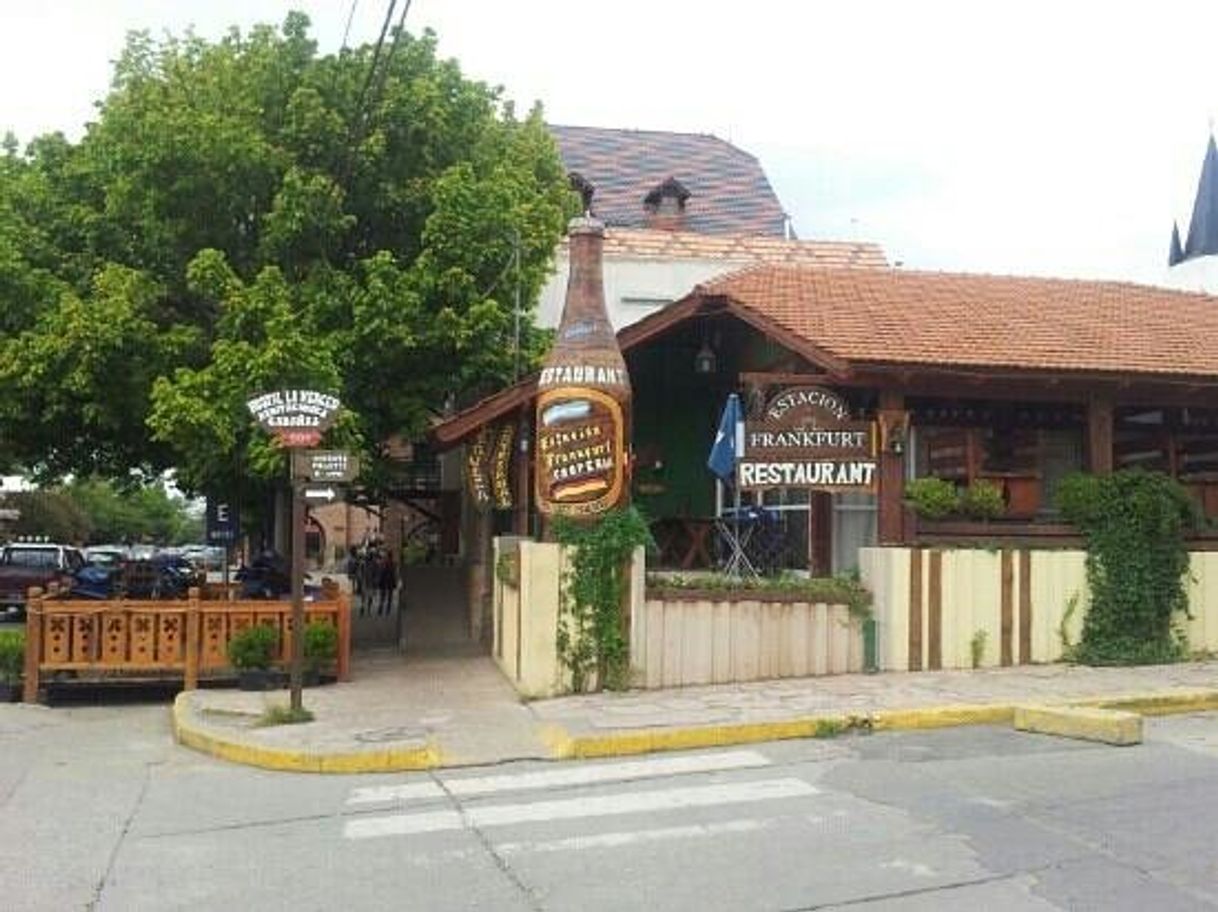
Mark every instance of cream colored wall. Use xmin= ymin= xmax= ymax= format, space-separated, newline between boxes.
xmin=631 ymin=598 xmax=861 ymax=688
xmin=859 ymin=546 xmax=1218 ymax=671
xmin=940 ymin=550 xmax=1003 ymax=669
xmin=1027 ymin=550 xmax=1088 ymax=662
xmin=1187 ymin=552 xmax=1218 ymax=652
xmin=492 ymin=539 xmax=567 ymax=699
xmin=492 ymin=540 xmax=645 ymax=699
xmin=859 ymin=546 xmax=910 ymax=671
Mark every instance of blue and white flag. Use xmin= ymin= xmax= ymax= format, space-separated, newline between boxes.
xmin=707 ymin=393 xmax=745 ymax=483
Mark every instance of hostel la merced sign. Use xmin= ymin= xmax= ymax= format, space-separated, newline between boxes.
xmin=736 ymin=386 xmax=878 ymax=492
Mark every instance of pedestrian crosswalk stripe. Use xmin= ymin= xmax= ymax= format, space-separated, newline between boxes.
xmin=496 ymin=818 xmax=771 ymax=855
xmin=345 ymin=749 xmax=772 ymax=806
xmin=343 ymin=777 xmax=817 ymax=840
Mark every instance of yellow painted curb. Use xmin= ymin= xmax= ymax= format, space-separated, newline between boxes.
xmin=548 ymin=690 xmax=1218 ymax=761
xmin=870 ymin=703 xmax=1013 ymax=731
xmin=1079 ymin=688 xmax=1218 ymax=717
xmin=172 ymin=693 xmax=441 ymax=774
xmin=1014 ymin=704 xmax=1142 ymax=745
xmin=553 ymin=714 xmax=861 ymax=760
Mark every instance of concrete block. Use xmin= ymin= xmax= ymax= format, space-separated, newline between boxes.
xmin=1013 ymin=704 xmax=1142 ymax=746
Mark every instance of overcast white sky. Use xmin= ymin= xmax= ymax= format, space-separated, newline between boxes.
xmin=2 ymin=1 xmax=1216 ymax=285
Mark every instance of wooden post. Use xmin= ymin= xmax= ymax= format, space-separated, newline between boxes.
xmin=515 ymin=407 xmax=530 ymax=536
xmin=336 ymin=592 xmax=352 ymax=682
xmin=23 ymin=586 xmax=42 ymax=704
xmin=184 ymin=586 xmax=201 ymax=691
xmin=288 ymin=480 xmax=306 ymax=711
xmin=877 ymin=389 xmax=908 ymax=544
xmin=1088 ymin=396 xmax=1114 ymax=475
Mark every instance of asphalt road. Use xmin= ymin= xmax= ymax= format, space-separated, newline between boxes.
xmin=4 ymin=701 xmax=1218 ymax=911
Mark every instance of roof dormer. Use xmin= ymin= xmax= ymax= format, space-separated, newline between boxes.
xmin=643 ymin=176 xmax=690 ymax=231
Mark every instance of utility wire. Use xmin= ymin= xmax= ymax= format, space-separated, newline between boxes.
xmin=340 ymin=0 xmax=360 ymax=53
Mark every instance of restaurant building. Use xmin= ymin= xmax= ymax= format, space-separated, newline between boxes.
xmin=438 ymin=239 xmax=1218 ymax=582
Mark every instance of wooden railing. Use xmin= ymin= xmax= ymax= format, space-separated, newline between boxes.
xmin=22 ymin=584 xmax=351 ymax=703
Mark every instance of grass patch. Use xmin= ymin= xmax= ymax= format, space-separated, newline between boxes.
xmin=257 ymin=704 xmax=315 ymax=726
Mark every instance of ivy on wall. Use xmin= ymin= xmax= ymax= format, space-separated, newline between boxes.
xmin=1056 ymin=469 xmax=1199 ymax=665
xmin=553 ymin=507 xmax=654 ymax=692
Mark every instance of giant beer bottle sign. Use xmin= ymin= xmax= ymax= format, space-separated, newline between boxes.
xmin=535 ymin=217 xmax=631 ymax=518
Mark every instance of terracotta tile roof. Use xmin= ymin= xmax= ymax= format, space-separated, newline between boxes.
xmin=549 ymin=125 xmax=787 ymax=236
xmin=586 ymin=228 xmax=888 ymax=269
xmin=699 ymin=266 xmax=1218 ymax=379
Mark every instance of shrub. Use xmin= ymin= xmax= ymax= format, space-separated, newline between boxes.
xmin=553 ymin=506 xmax=654 ymax=693
xmin=645 ymin=572 xmax=872 ymax=620
xmin=0 ymin=630 xmax=24 ymax=683
xmin=1056 ymin=469 xmax=1199 ymax=665
xmin=960 ymin=480 xmax=1006 ymax=520
xmin=905 ymin=477 xmax=959 ymax=520
xmin=303 ymin=622 xmax=338 ymax=670
xmin=227 ymin=624 xmax=278 ymax=671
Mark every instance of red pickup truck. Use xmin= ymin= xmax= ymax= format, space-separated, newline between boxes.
xmin=0 ymin=543 xmax=82 ymax=619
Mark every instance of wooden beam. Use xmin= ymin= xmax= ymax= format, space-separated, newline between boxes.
xmin=1087 ymin=396 xmax=1114 ymax=475
xmin=738 ymin=371 xmax=829 ymax=387
xmin=877 ymin=388 xmax=907 ymax=544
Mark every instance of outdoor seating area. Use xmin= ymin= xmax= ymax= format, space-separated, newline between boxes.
xmin=19 ymin=584 xmax=352 ymax=702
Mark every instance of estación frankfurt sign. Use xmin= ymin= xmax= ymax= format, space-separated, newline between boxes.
xmin=738 ymin=386 xmax=878 ymax=492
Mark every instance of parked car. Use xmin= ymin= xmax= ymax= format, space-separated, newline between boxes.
xmin=0 ymin=542 xmax=84 ymax=619
xmin=84 ymin=545 xmax=129 ymax=568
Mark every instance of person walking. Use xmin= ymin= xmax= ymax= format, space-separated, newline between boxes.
xmin=376 ymin=549 xmax=398 ymax=616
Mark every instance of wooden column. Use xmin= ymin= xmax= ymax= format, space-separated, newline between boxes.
xmin=22 ymin=587 xmax=42 ymax=704
xmin=1087 ymin=396 xmax=1114 ymax=475
xmin=877 ymin=389 xmax=908 ymax=544
xmin=515 ymin=407 xmax=530 ymax=536
xmin=336 ymin=592 xmax=352 ymax=681
xmin=184 ymin=586 xmax=200 ymax=691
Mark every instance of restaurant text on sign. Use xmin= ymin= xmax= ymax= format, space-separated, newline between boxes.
xmin=738 ymin=386 xmax=878 ymax=492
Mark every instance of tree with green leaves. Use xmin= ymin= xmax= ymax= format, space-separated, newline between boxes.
xmin=0 ymin=13 xmax=574 ymax=520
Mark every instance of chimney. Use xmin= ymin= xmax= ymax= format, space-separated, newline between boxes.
xmin=535 ymin=216 xmax=632 ymax=520
xmin=644 ymin=177 xmax=690 ymax=232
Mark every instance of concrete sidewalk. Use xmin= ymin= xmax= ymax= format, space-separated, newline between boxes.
xmin=172 ymin=652 xmax=1218 ymax=772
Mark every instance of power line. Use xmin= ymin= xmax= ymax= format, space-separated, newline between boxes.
xmin=340 ymin=0 xmax=360 ymax=54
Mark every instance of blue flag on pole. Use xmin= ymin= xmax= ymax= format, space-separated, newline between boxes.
xmin=707 ymin=393 xmax=744 ymax=482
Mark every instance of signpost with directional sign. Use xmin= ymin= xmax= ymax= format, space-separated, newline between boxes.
xmin=246 ymin=389 xmax=355 ymax=714
xmin=293 ymin=450 xmax=359 ymax=484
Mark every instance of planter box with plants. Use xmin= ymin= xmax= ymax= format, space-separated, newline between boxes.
xmin=226 ymin=624 xmax=281 ymax=691
xmin=0 ymin=629 xmax=23 ymax=702
xmin=303 ymin=621 xmax=338 ymax=686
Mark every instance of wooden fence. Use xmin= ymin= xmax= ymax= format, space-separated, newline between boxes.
xmin=633 ymin=592 xmax=863 ymax=688
xmin=22 ymin=584 xmax=351 ymax=702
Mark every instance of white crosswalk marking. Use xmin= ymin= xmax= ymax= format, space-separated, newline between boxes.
xmin=345 ymin=749 xmax=773 ymax=806
xmin=496 ymin=818 xmax=772 ymax=855
xmin=343 ymin=777 xmax=817 ymax=841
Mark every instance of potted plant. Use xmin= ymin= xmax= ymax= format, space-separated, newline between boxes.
xmin=302 ymin=621 xmax=338 ymax=686
xmin=227 ymin=625 xmax=280 ymax=691
xmin=0 ymin=629 xmax=23 ymax=702
xmin=904 ymin=477 xmax=960 ymax=520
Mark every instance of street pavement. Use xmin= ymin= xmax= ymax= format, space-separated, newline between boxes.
xmin=5 ymin=699 xmax=1218 ymax=910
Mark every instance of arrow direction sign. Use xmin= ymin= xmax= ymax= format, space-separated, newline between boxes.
xmin=302 ymin=486 xmax=339 ymax=504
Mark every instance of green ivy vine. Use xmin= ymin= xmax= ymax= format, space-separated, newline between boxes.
xmin=1056 ymin=469 xmax=1199 ymax=665
xmin=553 ymin=506 xmax=654 ymax=692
